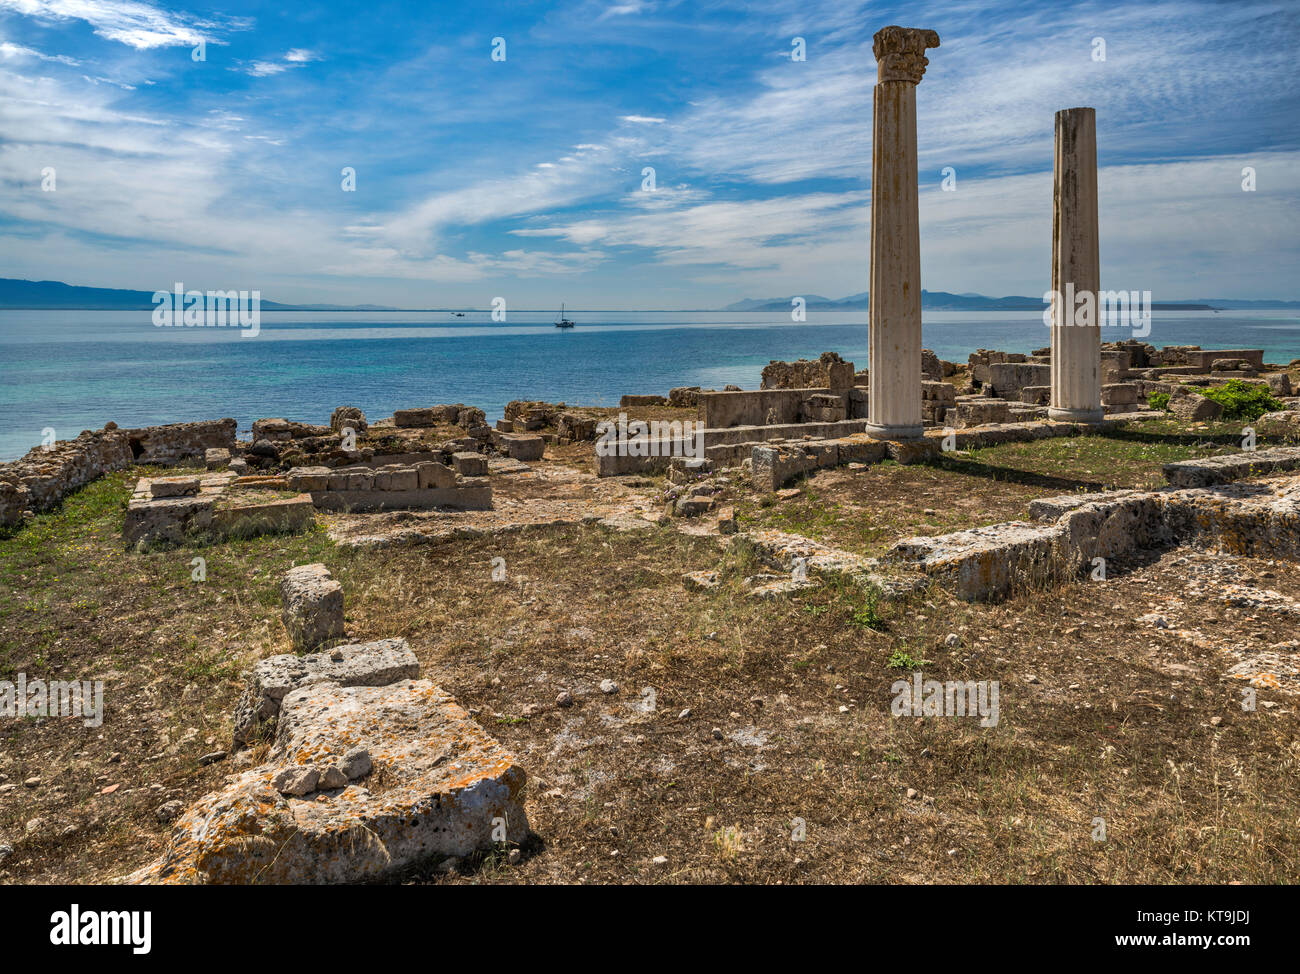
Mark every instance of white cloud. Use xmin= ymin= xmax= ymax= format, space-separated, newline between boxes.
xmin=239 ymin=48 xmax=322 ymax=76
xmin=620 ymin=114 xmax=665 ymax=124
xmin=0 ymin=39 xmax=78 ymax=63
xmin=0 ymin=0 xmax=245 ymax=49
xmin=244 ymin=61 xmax=288 ymax=77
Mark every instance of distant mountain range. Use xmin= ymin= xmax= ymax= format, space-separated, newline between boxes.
xmin=0 ymin=279 xmax=396 ymax=311
xmin=724 ymin=291 xmax=1300 ymax=312
xmin=2 ymin=278 xmax=1298 ymax=312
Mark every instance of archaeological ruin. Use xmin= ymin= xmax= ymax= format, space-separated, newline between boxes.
xmin=2 ymin=23 xmax=1299 ymax=892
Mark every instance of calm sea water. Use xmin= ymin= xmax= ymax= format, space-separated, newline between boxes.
xmin=2 ymin=308 xmax=1298 ymax=461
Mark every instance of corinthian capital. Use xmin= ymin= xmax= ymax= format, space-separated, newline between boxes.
xmin=873 ymin=26 xmax=940 ymax=84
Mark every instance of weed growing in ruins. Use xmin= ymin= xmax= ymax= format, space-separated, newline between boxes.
xmin=1148 ymin=392 xmax=1171 ymax=411
xmin=887 ymin=648 xmax=931 ymax=670
xmin=712 ymin=824 xmax=744 ymax=861
xmin=1201 ymin=380 xmax=1283 ymax=421
xmin=849 ymin=589 xmax=886 ymax=631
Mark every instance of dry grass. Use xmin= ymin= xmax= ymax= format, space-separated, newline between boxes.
xmin=2 ymin=423 xmax=1299 ymax=884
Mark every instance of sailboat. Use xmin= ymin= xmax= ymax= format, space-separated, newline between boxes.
xmin=554 ymin=303 xmax=575 ymax=328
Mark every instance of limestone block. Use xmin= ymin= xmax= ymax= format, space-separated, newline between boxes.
xmin=393 ymin=408 xmax=438 ymax=428
xmin=1167 ymin=387 xmax=1224 ymax=421
xmin=801 ymin=393 xmax=847 ymax=423
xmin=452 ymin=452 xmax=488 ymax=476
xmin=416 ymin=461 xmax=458 ymax=488
xmin=1101 ymin=383 xmax=1139 ymax=405
xmin=750 ymin=445 xmax=815 ymax=492
xmin=280 ymin=563 xmax=344 ymax=651
xmin=122 ymin=496 xmax=215 ymax=547
xmin=150 ymin=476 xmax=201 ymax=498
xmin=987 ymin=363 xmax=1050 ymax=401
xmin=836 ymin=437 xmax=889 ymax=465
xmin=499 ymin=434 xmax=544 ymax=461
xmin=956 ymin=399 xmax=1011 ymax=428
xmin=231 ymin=637 xmax=419 ymax=745
xmin=286 ymin=466 xmax=331 ymax=492
xmin=1163 ymin=446 xmax=1300 ymax=488
xmin=345 ymin=470 xmax=374 ymax=491
xmin=135 ymin=679 xmax=526 ymax=884
xmin=251 ymin=419 xmax=332 ymax=441
xmin=388 ymin=468 xmax=419 ymax=491
xmin=1020 ymin=386 xmax=1050 ymax=405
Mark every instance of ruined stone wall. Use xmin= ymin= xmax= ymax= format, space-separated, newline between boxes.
xmin=760 ymin=352 xmax=855 ymax=390
xmin=0 ymin=426 xmax=135 ymax=522
xmin=125 ymin=418 xmax=237 ymax=464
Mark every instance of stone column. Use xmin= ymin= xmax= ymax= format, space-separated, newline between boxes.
xmin=1048 ymin=107 xmax=1103 ymax=423
xmin=865 ymin=25 xmax=940 ymax=442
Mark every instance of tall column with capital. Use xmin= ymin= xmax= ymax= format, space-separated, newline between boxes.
xmin=866 ymin=25 xmax=940 ymax=441
xmin=1048 ymin=107 xmax=1103 ymax=423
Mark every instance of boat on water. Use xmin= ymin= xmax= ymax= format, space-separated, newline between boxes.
xmin=554 ymin=303 xmax=575 ymax=328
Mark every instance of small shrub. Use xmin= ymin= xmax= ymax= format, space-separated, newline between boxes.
xmin=1201 ymin=380 xmax=1283 ymax=421
xmin=1148 ymin=392 xmax=1170 ymax=411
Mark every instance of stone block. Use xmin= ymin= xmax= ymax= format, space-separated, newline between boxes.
xmin=388 ymin=468 xmax=419 ymax=491
xmin=1168 ymin=387 xmax=1224 ymax=420
xmin=1163 ymin=446 xmax=1300 ymax=488
xmin=150 ymin=476 xmax=200 ymax=498
xmin=231 ymin=637 xmax=419 ymax=746
xmin=286 ymin=466 xmax=331 ymax=492
xmin=393 ymin=408 xmax=437 ymax=428
xmin=801 ymin=393 xmax=846 ymax=423
xmin=620 ymin=394 xmax=667 ymax=407
xmin=1020 ymin=385 xmax=1050 ymax=405
xmin=416 ymin=461 xmax=457 ymax=489
xmin=956 ymin=399 xmax=1011 ymax=428
xmin=280 ymin=563 xmax=344 ymax=651
xmin=1101 ymin=383 xmax=1139 ymax=406
xmin=836 ymin=437 xmax=889 ymax=465
xmin=1267 ymin=373 xmax=1293 ymax=396
xmin=309 ymin=485 xmax=492 ymax=512
xmin=751 ymin=445 xmax=815 ymax=491
xmin=987 ymin=363 xmax=1051 ymax=401
xmin=135 ymin=678 xmax=526 ymax=884
xmin=452 ymin=452 xmax=488 ymax=476
xmin=498 ymin=434 xmax=544 ymax=461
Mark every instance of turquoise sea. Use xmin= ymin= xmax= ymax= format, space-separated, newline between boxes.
xmin=2 ymin=308 xmax=1298 ymax=461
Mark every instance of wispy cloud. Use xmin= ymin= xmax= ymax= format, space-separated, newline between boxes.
xmin=0 ymin=38 xmax=78 ymax=63
xmin=0 ymin=0 xmax=1295 ymax=306
xmin=237 ymin=48 xmax=323 ymax=77
xmin=0 ymin=0 xmax=247 ymax=49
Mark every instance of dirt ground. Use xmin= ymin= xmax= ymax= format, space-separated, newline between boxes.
xmin=1 ymin=418 xmax=1298 ymax=884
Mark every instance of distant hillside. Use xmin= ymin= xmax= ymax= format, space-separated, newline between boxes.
xmin=723 ymin=290 xmax=1243 ymax=312
xmin=0 ymin=278 xmax=396 ymax=311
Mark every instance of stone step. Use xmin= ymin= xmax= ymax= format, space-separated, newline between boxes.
xmin=1163 ymin=447 xmax=1300 ymax=488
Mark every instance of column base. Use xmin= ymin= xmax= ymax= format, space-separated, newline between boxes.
xmin=864 ymin=421 xmax=925 ymax=441
xmin=1048 ymin=406 xmax=1104 ymax=423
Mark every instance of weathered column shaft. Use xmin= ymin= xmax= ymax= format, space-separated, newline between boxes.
xmin=1049 ymin=106 xmax=1103 ymax=422
xmin=866 ymin=26 xmax=939 ymax=441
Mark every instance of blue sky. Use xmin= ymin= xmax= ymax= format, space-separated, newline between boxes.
xmin=1 ymin=0 xmax=1297 ymax=307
